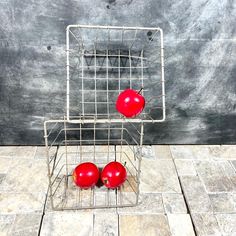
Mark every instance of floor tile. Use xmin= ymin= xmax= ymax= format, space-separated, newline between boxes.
xmin=56 ymin=145 xmax=80 ymax=165
xmin=170 ymin=145 xmax=218 ymax=159
xmin=118 ymin=193 xmax=164 ymax=214
xmin=57 ymin=145 xmax=78 ymax=155
xmin=0 ymin=147 xmax=22 ymax=158
xmin=180 ymin=176 xmax=213 ymax=213
xmin=54 ymin=183 xmax=95 ymax=210
xmin=94 ymin=190 xmax=117 ymax=209
xmin=174 ymin=159 xmax=197 ymax=176
xmin=209 ymin=145 xmax=236 ymax=159
xmin=140 ymin=146 xmax=156 ymax=159
xmin=220 ymin=161 xmax=236 ymax=176
xmin=162 ymin=193 xmax=187 ymax=213
xmin=0 ymin=146 xmax=36 ymax=159
xmin=34 ymin=146 xmax=57 ymax=160
xmin=193 ymin=146 xmax=221 ymax=159
xmin=94 ymin=213 xmax=119 ymax=236
xmin=167 ymin=214 xmax=195 ymax=236
xmin=1 ymin=159 xmax=48 ymax=194
xmin=116 ymin=145 xmax=137 ymax=163
xmin=119 ymin=214 xmax=171 ymax=236
xmin=153 ymin=145 xmax=172 ymax=159
xmin=76 ymin=145 xmax=116 ymax=163
xmin=116 ymin=191 xmax=137 ymax=208
xmin=220 ymin=162 xmax=236 ymax=190
xmin=0 ymin=214 xmax=15 ymax=236
xmin=10 ymin=213 xmax=42 ymax=236
xmin=231 ymin=161 xmax=236 ymax=171
xmin=209 ymin=193 xmax=236 ymax=213
xmin=118 ymin=145 xmax=156 ymax=160
xmin=117 ymin=145 xmax=155 ymax=161
xmin=192 ymin=213 xmax=221 ymax=236
xmin=195 ymin=161 xmax=235 ymax=192
xmin=0 ymin=192 xmax=46 ymax=214
xmin=140 ymin=159 xmax=181 ymax=193
xmin=34 ymin=146 xmax=46 ymax=159
xmin=0 ymin=157 xmax=13 ymax=174
xmin=40 ymin=212 xmax=93 ymax=236
xmin=170 ymin=146 xmax=196 ymax=159
xmin=0 ymin=174 xmax=6 ymax=186
xmin=215 ymin=214 xmax=236 ymax=236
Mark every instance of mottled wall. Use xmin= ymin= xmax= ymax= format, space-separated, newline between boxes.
xmin=0 ymin=0 xmax=235 ymax=144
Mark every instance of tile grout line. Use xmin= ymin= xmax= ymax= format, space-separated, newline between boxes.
xmin=169 ymin=147 xmax=198 ymax=236
xmin=92 ymin=213 xmax=95 ymax=236
xmin=230 ymin=161 xmax=236 ymax=173
xmin=33 ymin=146 xmax=38 ymax=160
xmin=177 ymin=177 xmax=198 ymax=236
xmin=37 ymin=187 xmax=49 ymax=236
xmin=117 ymin=212 xmax=120 ymax=236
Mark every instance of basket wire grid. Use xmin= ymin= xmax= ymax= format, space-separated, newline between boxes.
xmin=44 ymin=120 xmax=143 ymax=210
xmin=44 ymin=25 xmax=165 ymax=210
xmin=66 ymin=25 xmax=165 ymax=123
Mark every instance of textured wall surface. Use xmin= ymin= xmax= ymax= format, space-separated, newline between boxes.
xmin=0 ymin=0 xmax=236 ymax=144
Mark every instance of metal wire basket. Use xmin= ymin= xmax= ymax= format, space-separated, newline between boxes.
xmin=44 ymin=120 xmax=142 ymax=210
xmin=66 ymin=25 xmax=165 ymax=123
xmin=44 ymin=25 xmax=165 ymax=210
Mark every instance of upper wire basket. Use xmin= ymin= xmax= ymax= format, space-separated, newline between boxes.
xmin=66 ymin=25 xmax=165 ymax=123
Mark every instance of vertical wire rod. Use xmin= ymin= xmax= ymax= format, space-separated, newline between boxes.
xmin=129 ymin=49 xmax=132 ymax=88
xmin=93 ymin=123 xmax=96 ymax=162
xmin=80 ymin=122 xmax=82 ymax=161
xmin=64 ymin=119 xmax=68 ymax=178
xmin=140 ymin=50 xmax=144 ymax=92
xmin=160 ymin=29 xmax=166 ymax=121
xmin=118 ymin=49 xmax=121 ymax=94
xmin=44 ymin=122 xmax=55 ymax=210
xmin=106 ymin=49 xmax=110 ymax=117
xmin=81 ymin=49 xmax=85 ymax=116
xmin=94 ymin=46 xmax=97 ymax=116
xmin=66 ymin=28 xmax=70 ymax=119
xmin=108 ymin=123 xmax=111 ymax=161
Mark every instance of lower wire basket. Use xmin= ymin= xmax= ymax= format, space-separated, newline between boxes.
xmin=44 ymin=119 xmax=142 ymax=210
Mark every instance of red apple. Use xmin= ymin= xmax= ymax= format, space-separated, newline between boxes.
xmin=72 ymin=162 xmax=99 ymax=189
xmin=101 ymin=161 xmax=127 ymax=189
xmin=116 ymin=88 xmax=145 ymax=118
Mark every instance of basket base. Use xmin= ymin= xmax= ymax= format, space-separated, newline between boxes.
xmin=50 ymin=171 xmax=139 ymax=211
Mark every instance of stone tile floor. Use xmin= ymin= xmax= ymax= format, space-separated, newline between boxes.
xmin=0 ymin=145 xmax=236 ymax=235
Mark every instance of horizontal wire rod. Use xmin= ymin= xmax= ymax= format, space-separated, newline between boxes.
xmin=71 ymin=76 xmax=150 ymax=81
xmin=69 ymin=65 xmax=148 ymax=69
xmin=67 ymin=24 xmax=162 ymax=31
xmin=80 ymin=89 xmax=148 ymax=92
xmin=81 ymin=52 xmax=148 ymax=60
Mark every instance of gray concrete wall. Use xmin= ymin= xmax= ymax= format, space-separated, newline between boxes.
xmin=0 ymin=0 xmax=235 ymax=144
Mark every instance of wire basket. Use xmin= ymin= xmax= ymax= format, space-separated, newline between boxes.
xmin=44 ymin=119 xmax=142 ymax=210
xmin=44 ymin=25 xmax=165 ymax=210
xmin=66 ymin=25 xmax=165 ymax=123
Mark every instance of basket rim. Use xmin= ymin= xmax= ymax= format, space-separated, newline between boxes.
xmin=66 ymin=24 xmax=163 ymax=32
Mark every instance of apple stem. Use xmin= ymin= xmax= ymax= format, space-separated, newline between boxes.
xmin=137 ymin=87 xmax=143 ymax=94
